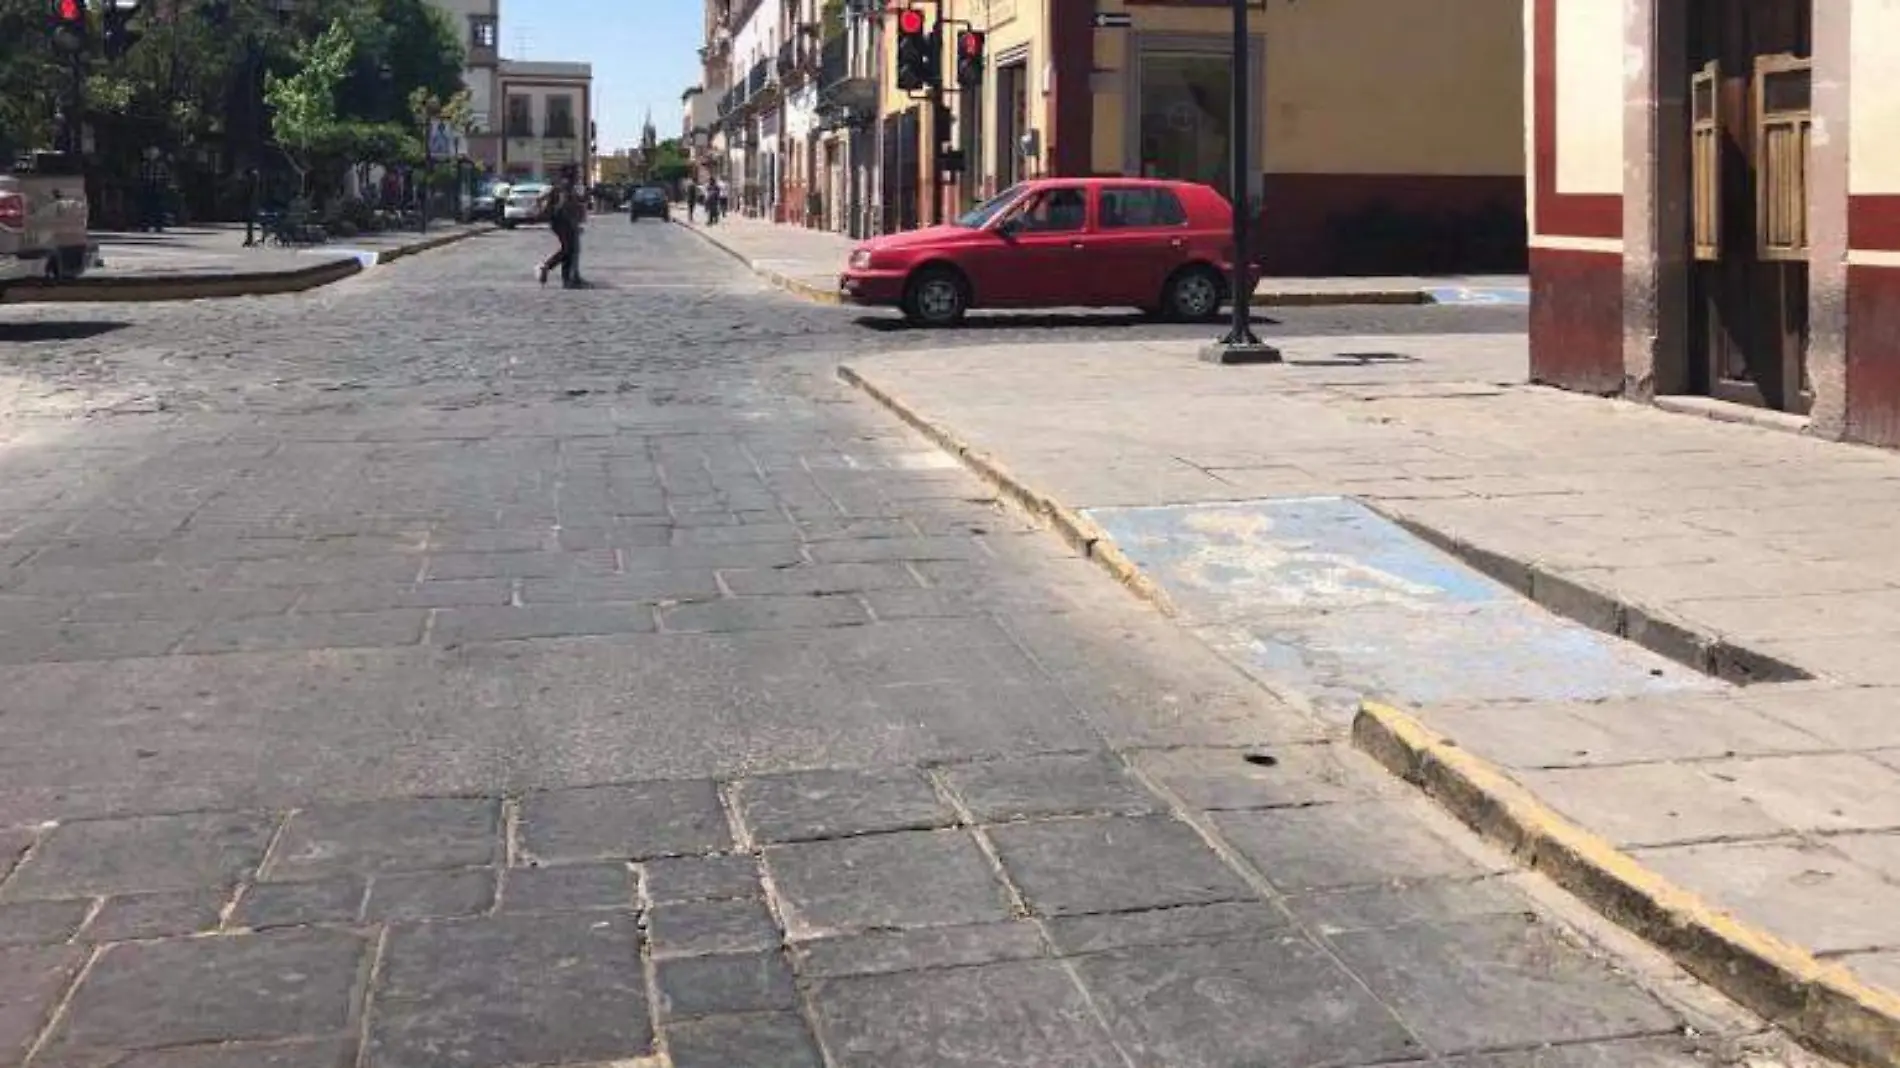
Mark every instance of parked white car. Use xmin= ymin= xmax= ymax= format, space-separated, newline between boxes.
xmin=500 ymin=182 xmax=550 ymax=228
xmin=0 ymin=154 xmax=95 ymax=296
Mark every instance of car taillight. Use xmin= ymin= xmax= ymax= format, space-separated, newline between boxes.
xmin=0 ymin=193 xmax=23 ymax=232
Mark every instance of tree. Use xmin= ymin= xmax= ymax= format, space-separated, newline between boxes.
xmin=264 ymin=18 xmax=354 ymax=193
xmin=0 ymin=0 xmax=70 ymax=159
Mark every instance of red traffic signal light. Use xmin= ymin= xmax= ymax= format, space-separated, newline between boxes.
xmin=50 ymin=0 xmax=88 ymax=52
xmin=894 ymin=8 xmax=937 ymax=92
xmin=960 ymin=30 xmax=985 ymax=57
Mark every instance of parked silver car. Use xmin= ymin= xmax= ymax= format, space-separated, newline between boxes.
xmin=1 ymin=154 xmax=95 ymax=297
xmin=500 ymin=182 xmax=549 ymax=228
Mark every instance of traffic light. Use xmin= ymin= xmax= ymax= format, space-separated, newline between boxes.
xmin=955 ymin=30 xmax=985 ymax=91
xmin=103 ymin=1 xmax=141 ymax=58
xmin=894 ymin=7 xmax=938 ymax=92
xmin=49 ymin=0 xmax=88 ymax=54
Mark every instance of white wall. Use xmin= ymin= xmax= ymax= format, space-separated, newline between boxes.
xmin=1852 ymin=0 xmax=1900 ymax=195
xmin=1553 ymin=0 xmax=1622 ymax=195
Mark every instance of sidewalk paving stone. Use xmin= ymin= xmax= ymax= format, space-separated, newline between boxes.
xmin=47 ymin=929 xmax=366 ymax=1056
xmin=809 ymin=959 xmax=1127 ymax=1068
xmin=767 ymin=829 xmax=1014 ymax=939
xmin=518 ymin=779 xmax=730 ymax=862
xmin=665 ymin=1011 xmax=826 ymax=1068
xmin=790 ymin=920 xmax=1047 ymax=978
xmin=267 ymin=797 xmax=498 ymax=880
xmin=987 ymin=815 xmax=1252 ymax=917
xmin=2 ymin=811 xmax=276 ymax=900
xmin=367 ymin=911 xmax=651 ymax=1068
xmin=736 ymin=766 xmax=954 ymax=844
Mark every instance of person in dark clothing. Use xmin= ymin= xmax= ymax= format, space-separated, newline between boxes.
xmin=685 ymin=181 xmax=700 ymax=222
xmin=138 ymin=150 xmax=169 ymax=232
xmin=535 ymin=168 xmax=587 ymax=288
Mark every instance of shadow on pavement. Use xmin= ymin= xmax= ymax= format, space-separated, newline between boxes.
xmin=0 ymin=321 xmax=133 ymax=343
xmin=853 ymin=311 xmax=1286 ymax=332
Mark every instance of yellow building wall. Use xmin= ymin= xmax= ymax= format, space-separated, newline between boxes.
xmin=1851 ymin=0 xmax=1900 ymax=196
xmin=1085 ymin=0 xmax=1524 ymax=179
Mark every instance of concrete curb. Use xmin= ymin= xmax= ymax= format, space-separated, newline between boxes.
xmin=1352 ymin=700 xmax=1900 ymax=1068
xmin=672 ymin=218 xmax=843 ymax=305
xmin=1369 ymin=505 xmax=1812 ymax=686
xmin=1252 ymin=288 xmax=1432 ymax=307
xmin=0 ymin=225 xmax=491 ymax=304
xmin=837 ymin=363 xmax=1177 ymax=614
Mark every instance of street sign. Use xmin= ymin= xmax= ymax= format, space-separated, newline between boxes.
xmin=1091 ymin=12 xmax=1132 ymax=28
xmin=427 ymin=119 xmax=455 ymax=160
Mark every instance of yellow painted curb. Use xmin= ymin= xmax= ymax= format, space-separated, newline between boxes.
xmin=838 ymin=363 xmax=1178 ymax=616
xmin=1352 ymin=700 xmax=1900 ymax=1068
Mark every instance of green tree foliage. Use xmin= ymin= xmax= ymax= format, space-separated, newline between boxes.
xmin=1 ymin=0 xmax=466 ymax=215
xmin=263 ymin=17 xmax=354 ymax=187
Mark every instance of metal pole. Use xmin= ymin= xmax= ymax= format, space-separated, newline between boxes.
xmin=1220 ymin=0 xmax=1257 ymax=347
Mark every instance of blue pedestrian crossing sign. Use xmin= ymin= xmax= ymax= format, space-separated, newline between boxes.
xmin=427 ymin=120 xmax=455 ymax=160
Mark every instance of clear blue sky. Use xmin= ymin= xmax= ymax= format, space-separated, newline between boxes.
xmin=504 ymin=0 xmax=702 ymax=152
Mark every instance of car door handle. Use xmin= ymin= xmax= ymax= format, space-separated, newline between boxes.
xmin=1070 ymin=241 xmax=1085 ymax=250
xmin=1169 ymin=238 xmax=1184 ymax=248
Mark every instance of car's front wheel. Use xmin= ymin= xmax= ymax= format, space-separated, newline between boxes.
xmin=902 ymin=266 xmax=969 ymax=327
xmin=1162 ymin=265 xmax=1226 ymax=323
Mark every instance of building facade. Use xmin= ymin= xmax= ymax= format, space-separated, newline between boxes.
xmin=498 ymin=60 xmax=592 ymax=183
xmin=873 ymin=0 xmax=1524 ymax=275
xmin=814 ymin=2 xmax=882 ymax=236
xmin=1530 ymin=0 xmax=1900 ymax=447
xmin=427 ymin=0 xmax=502 ymax=171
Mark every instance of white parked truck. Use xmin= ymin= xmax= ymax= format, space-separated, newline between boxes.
xmin=0 ymin=152 xmax=96 ymax=296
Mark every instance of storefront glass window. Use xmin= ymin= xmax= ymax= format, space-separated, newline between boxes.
xmin=1138 ymin=52 xmax=1233 ymax=195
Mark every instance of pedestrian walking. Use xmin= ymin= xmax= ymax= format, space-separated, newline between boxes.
xmin=138 ymin=148 xmax=169 ymax=233
xmin=706 ymin=178 xmax=724 ymax=226
xmin=535 ymin=167 xmax=588 ymax=289
xmin=685 ymin=181 xmax=700 ymax=223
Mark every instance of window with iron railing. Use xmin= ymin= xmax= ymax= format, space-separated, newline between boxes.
xmin=545 ymin=96 xmax=577 ymax=140
xmin=505 ymin=95 xmax=533 ymax=138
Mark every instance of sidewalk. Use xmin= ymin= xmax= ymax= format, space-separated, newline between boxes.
xmin=2 ymin=222 xmax=491 ymax=304
xmin=841 ymin=334 xmax=1900 ymax=1066
xmin=676 ymin=211 xmax=1528 ymax=307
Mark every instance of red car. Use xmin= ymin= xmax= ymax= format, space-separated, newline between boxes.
xmin=840 ymin=178 xmax=1245 ymax=326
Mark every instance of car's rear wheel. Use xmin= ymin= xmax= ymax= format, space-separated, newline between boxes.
xmin=903 ymin=266 xmax=969 ymax=327
xmin=1162 ymin=265 xmax=1225 ymax=322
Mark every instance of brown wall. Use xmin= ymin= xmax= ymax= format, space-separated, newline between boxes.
xmin=1257 ymin=175 xmax=1525 ymax=276
xmin=1529 ymin=247 xmax=1624 ymax=392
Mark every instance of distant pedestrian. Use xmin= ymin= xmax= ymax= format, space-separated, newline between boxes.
xmin=706 ymin=178 xmax=725 ymax=225
xmin=685 ymin=181 xmax=700 ymax=222
xmin=535 ymin=167 xmax=587 ymax=289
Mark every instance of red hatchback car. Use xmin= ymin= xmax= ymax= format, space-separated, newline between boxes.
xmin=839 ymin=178 xmax=1244 ymax=326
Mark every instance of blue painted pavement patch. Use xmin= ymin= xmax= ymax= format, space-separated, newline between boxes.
xmin=1082 ymin=497 xmax=1718 ymax=721
xmin=1426 ymin=285 xmax=1531 ymax=306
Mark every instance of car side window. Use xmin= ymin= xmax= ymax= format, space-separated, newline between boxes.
xmin=1099 ymin=187 xmax=1188 ymax=230
xmin=1015 ymin=187 xmax=1087 ymax=233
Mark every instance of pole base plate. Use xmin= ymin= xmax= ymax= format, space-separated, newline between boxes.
xmin=1199 ymin=341 xmax=1284 ymax=365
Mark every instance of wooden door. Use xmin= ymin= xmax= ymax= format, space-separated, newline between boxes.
xmin=1686 ymin=0 xmax=1812 ymax=413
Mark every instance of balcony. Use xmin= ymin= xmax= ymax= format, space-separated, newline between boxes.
xmin=818 ymin=33 xmax=876 ymax=117
xmin=747 ymin=58 xmax=771 ymax=101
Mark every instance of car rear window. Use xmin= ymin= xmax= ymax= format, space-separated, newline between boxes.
xmin=1099 ymin=187 xmax=1188 ymax=229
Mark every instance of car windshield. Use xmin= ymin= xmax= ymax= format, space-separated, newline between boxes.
xmin=635 ymin=188 xmax=665 ymax=201
xmin=954 ymin=184 xmax=1026 ymax=228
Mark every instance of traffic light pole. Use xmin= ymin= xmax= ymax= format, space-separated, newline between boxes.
xmin=1199 ymin=0 xmax=1281 ymax=365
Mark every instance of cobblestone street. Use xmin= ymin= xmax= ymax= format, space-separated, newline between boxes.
xmin=0 ymin=226 xmax=1826 ymax=1068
